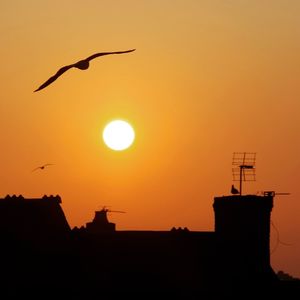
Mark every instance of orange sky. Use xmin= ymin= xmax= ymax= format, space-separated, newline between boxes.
xmin=0 ymin=1 xmax=299 ymax=277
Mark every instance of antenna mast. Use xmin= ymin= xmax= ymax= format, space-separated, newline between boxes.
xmin=232 ymin=152 xmax=256 ymax=195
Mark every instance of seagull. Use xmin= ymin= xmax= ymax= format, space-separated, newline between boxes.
xmin=34 ymin=49 xmax=136 ymax=92
xmin=32 ymin=163 xmax=54 ymax=172
xmin=231 ymin=184 xmax=239 ymax=195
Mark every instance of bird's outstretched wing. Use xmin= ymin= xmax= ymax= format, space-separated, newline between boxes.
xmin=43 ymin=163 xmax=54 ymax=167
xmin=34 ymin=65 xmax=74 ymax=92
xmin=32 ymin=166 xmax=41 ymax=172
xmin=85 ymin=49 xmax=136 ymax=62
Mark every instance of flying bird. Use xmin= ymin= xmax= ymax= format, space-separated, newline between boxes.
xmin=34 ymin=49 xmax=136 ymax=92
xmin=32 ymin=164 xmax=54 ymax=172
xmin=231 ymin=184 xmax=239 ymax=195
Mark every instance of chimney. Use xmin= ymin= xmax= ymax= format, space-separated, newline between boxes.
xmin=213 ymin=194 xmax=273 ymax=268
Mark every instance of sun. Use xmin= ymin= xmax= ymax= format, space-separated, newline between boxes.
xmin=102 ymin=120 xmax=135 ymax=151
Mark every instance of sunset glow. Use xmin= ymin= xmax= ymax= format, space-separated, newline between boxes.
xmin=1 ymin=0 xmax=300 ymax=279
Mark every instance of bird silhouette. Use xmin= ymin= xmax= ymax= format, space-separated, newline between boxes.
xmin=231 ymin=184 xmax=239 ymax=195
xmin=32 ymin=163 xmax=54 ymax=172
xmin=34 ymin=49 xmax=136 ymax=92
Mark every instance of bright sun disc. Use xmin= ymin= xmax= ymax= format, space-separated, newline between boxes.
xmin=103 ymin=120 xmax=135 ymax=151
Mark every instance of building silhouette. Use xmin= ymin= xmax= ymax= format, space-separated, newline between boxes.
xmin=0 ymin=192 xmax=298 ymax=298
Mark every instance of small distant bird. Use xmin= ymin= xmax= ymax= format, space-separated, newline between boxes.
xmin=231 ymin=184 xmax=239 ymax=195
xmin=32 ymin=164 xmax=53 ymax=172
xmin=34 ymin=49 xmax=136 ymax=92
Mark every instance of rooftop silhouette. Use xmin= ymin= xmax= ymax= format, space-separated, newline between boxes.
xmin=0 ymin=192 xmax=298 ymax=298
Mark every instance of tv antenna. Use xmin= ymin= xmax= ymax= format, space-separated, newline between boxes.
xmin=98 ymin=206 xmax=126 ymax=214
xmin=232 ymin=152 xmax=256 ymax=196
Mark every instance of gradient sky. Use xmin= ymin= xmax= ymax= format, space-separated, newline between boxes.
xmin=0 ymin=1 xmax=299 ymax=277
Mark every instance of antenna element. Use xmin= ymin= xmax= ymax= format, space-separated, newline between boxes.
xmin=232 ymin=152 xmax=256 ymax=196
